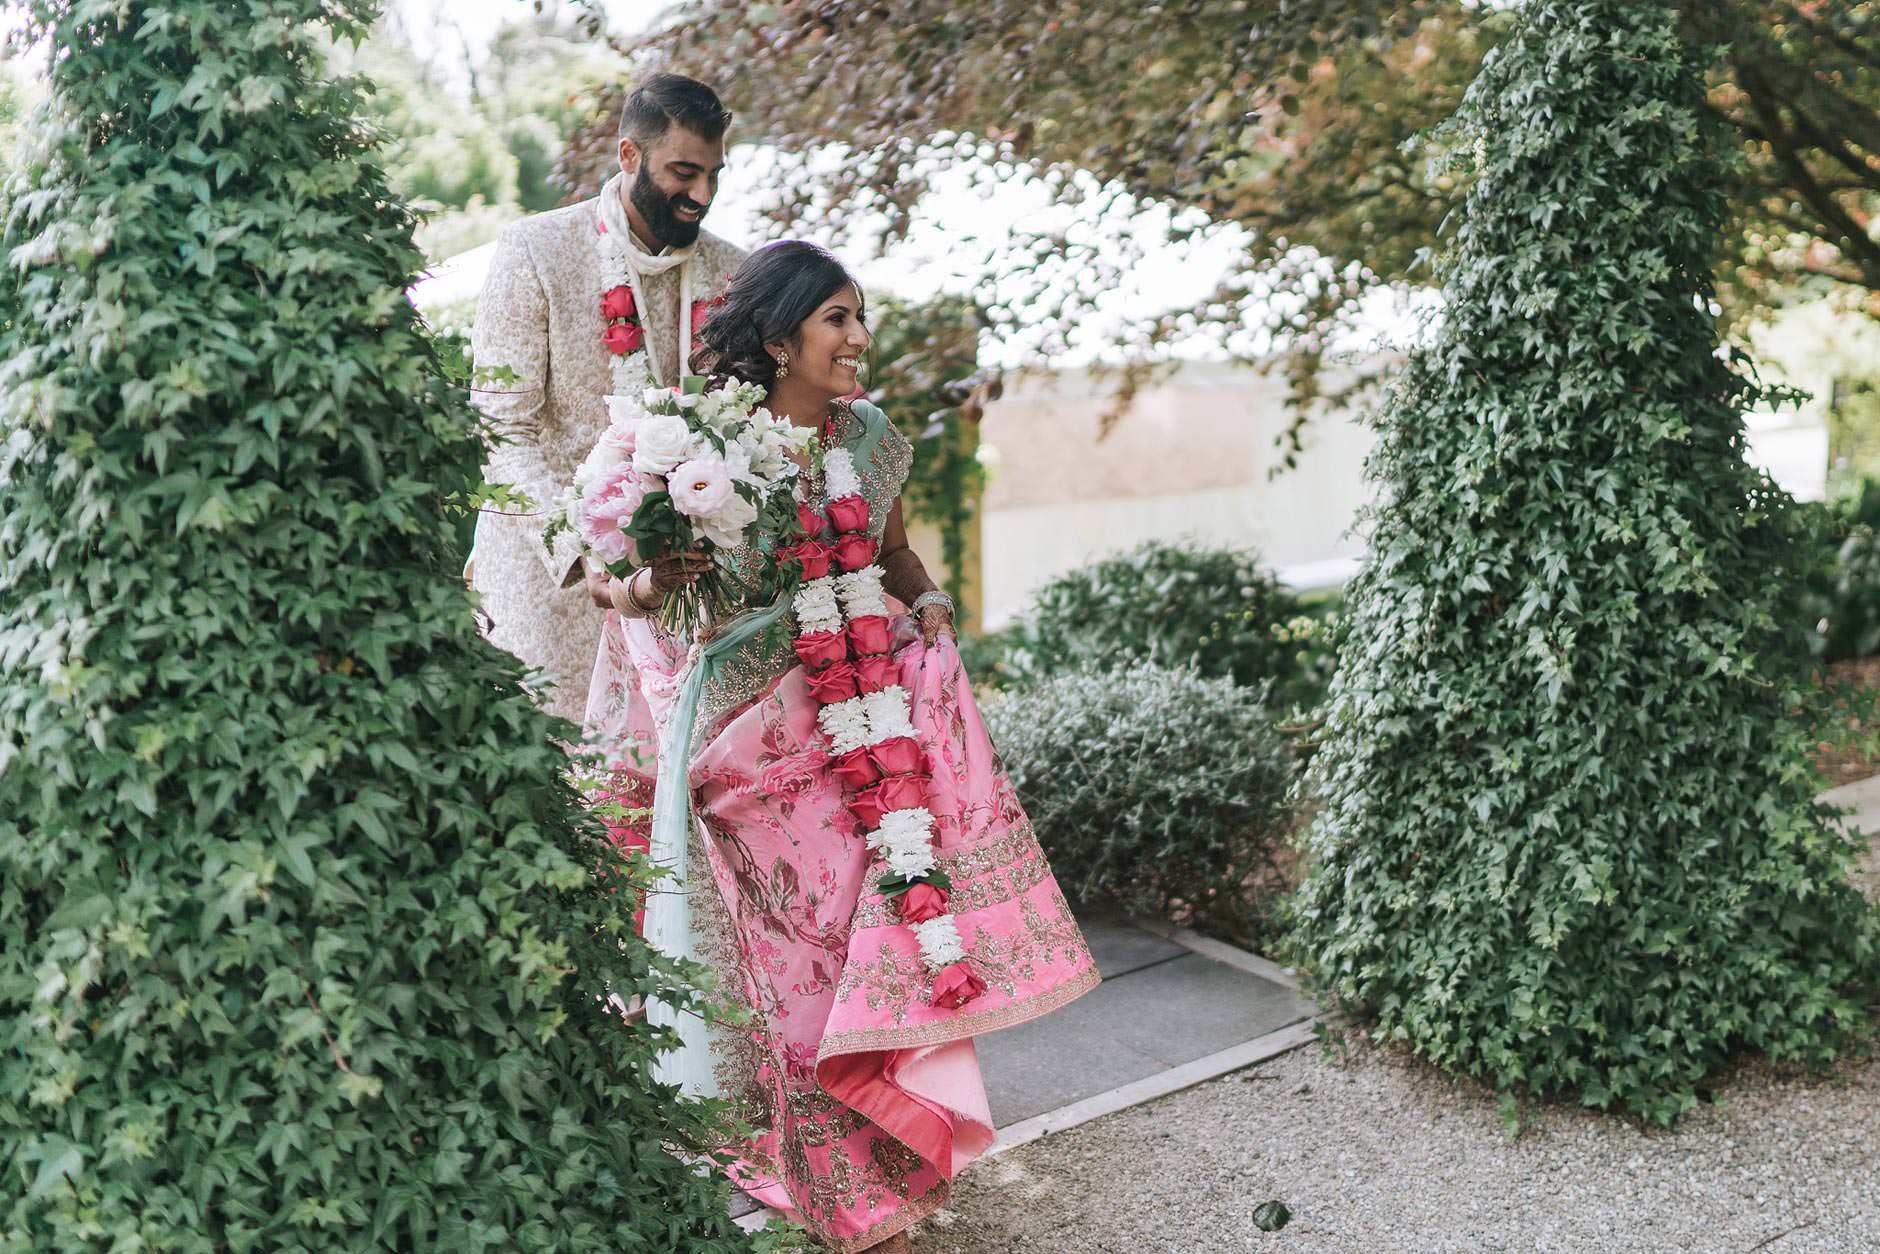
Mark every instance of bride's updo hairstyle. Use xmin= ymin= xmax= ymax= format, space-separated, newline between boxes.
xmin=691 ymin=240 xmax=864 ymax=387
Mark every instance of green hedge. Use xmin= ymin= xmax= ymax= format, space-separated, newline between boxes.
xmin=0 ymin=2 xmax=758 ymax=1248
xmin=984 ymin=665 xmax=1303 ymax=939
xmin=1288 ymin=0 xmax=1879 ymax=1127
xmin=999 ymin=538 xmax=1334 ymax=712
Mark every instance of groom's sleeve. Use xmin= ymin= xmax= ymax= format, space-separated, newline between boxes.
xmin=471 ymin=222 xmax=585 ymax=587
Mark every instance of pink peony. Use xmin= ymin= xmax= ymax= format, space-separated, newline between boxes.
xmin=930 ymin=961 xmax=985 ymax=1009
xmin=826 ymin=494 xmax=870 ymax=534
xmin=898 ymin=882 xmax=950 ymax=924
xmin=668 ymin=457 xmax=734 ymax=520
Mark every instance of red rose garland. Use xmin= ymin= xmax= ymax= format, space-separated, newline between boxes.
xmin=782 ymin=448 xmax=985 ymax=1010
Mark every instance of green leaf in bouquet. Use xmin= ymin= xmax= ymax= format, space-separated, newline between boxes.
xmin=681 ymin=375 xmax=708 ymax=395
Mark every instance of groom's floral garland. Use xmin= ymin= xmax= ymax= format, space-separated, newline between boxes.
xmin=785 ymin=450 xmax=987 ymax=1010
xmin=595 ymin=217 xmax=721 ymax=396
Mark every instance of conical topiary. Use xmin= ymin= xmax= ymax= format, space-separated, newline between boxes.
xmin=1290 ymin=0 xmax=1879 ymax=1126
xmin=0 ymin=2 xmax=758 ymax=1247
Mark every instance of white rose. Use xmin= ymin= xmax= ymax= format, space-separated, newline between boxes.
xmin=633 ymin=415 xmax=692 ymax=475
xmin=605 ymin=393 xmax=647 ymax=424
xmin=693 ymin=488 xmax=758 ymax=549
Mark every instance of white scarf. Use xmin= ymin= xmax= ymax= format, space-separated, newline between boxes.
xmin=597 ymin=172 xmax=693 ymax=386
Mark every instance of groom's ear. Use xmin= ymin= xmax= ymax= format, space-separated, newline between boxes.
xmin=617 ymin=136 xmax=642 ymax=176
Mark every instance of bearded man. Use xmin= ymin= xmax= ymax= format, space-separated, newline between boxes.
xmin=469 ymin=73 xmax=748 ymax=722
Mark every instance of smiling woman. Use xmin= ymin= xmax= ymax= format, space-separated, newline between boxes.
xmin=577 ymin=240 xmax=1102 ymax=1252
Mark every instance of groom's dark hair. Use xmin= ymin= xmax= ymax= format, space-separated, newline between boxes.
xmin=618 ymin=73 xmax=733 ymax=147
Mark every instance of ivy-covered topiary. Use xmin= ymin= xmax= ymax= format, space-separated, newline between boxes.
xmin=1289 ymin=0 xmax=1880 ymax=1126
xmin=0 ymin=2 xmax=760 ymax=1248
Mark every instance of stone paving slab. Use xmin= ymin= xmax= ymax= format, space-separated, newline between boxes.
xmin=976 ymin=941 xmax=1311 ymax=1125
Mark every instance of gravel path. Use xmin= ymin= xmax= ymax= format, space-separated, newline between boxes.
xmin=912 ymin=1035 xmax=1880 ymax=1252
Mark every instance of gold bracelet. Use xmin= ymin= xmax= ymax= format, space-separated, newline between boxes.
xmin=624 ymin=568 xmax=663 ymax=614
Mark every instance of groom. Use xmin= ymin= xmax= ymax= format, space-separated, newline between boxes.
xmin=470 ymin=74 xmax=748 ymax=722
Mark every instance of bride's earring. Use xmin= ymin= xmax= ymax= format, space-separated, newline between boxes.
xmin=774 ymin=349 xmax=791 ymax=379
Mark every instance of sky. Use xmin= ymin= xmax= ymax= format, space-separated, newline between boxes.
xmin=389 ymin=0 xmax=1402 ymax=368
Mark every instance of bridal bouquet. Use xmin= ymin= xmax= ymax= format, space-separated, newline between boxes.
xmin=553 ymin=376 xmax=814 ymax=637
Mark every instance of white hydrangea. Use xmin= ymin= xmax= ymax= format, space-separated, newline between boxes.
xmin=793 ymin=577 xmax=843 ymax=635
xmin=862 ymin=686 xmax=916 ymax=742
xmin=913 ymin=914 xmax=966 ymax=968
xmin=835 ymin=565 xmax=889 ymax=619
xmin=824 ymin=447 xmax=862 ymax=499
xmin=817 ymin=697 xmax=873 ymax=756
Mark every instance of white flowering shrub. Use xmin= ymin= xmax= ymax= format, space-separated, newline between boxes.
xmin=983 ymin=664 xmax=1303 ymax=937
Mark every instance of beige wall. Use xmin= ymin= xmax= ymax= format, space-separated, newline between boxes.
xmin=976 ymin=360 xmax=1379 ymax=628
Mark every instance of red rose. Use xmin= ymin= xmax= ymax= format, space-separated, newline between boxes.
xmin=796 ymin=503 xmax=828 ymax=538
xmin=868 ymin=736 xmax=924 ymax=777
xmin=930 ymin=961 xmax=986 ymax=1010
xmin=826 ymin=494 xmax=870 ymax=534
xmin=853 ymin=653 xmax=899 ymax=694
xmin=847 ymin=615 xmax=891 ymax=656
xmin=602 ymin=285 xmax=636 ymax=321
xmin=602 ymin=321 xmax=644 ymax=355
xmin=832 ymin=533 xmax=879 ymax=572
xmin=804 ymin=659 xmax=859 ymax=704
xmin=898 ymin=882 xmax=950 ymax=924
xmin=849 ymin=785 xmax=891 ymax=830
xmin=794 ymin=539 xmax=835 ymax=580
xmin=793 ymin=629 xmax=848 ymax=671
xmin=874 ymin=772 xmax=928 ymax=814
xmin=829 ymin=746 xmax=881 ymax=790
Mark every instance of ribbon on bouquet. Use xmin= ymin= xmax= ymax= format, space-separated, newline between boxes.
xmin=643 ymin=392 xmax=891 ymax=1091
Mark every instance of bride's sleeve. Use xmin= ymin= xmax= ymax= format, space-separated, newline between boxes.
xmin=471 ymin=222 xmax=585 ymax=587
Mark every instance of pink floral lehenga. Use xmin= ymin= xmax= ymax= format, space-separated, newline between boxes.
xmin=585 ymin=403 xmax=1098 ymax=1250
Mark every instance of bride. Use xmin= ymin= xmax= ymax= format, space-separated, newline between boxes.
xmin=583 ymin=240 xmax=1098 ymax=1252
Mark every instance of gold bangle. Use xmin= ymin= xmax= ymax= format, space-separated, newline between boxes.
xmin=625 ymin=568 xmax=662 ymax=614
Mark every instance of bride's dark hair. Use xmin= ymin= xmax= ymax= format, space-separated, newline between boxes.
xmin=691 ymin=240 xmax=864 ymax=387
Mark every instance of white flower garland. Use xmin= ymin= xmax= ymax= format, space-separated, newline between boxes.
xmin=787 ymin=463 xmax=979 ymax=999
xmin=834 ymin=565 xmax=890 ymax=620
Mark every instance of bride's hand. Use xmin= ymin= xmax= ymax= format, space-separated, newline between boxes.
xmin=645 ymin=548 xmax=713 ymax=595
xmin=916 ymin=603 xmax=954 ymax=646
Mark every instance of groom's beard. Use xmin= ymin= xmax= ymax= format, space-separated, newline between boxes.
xmin=631 ymin=165 xmax=706 ymax=248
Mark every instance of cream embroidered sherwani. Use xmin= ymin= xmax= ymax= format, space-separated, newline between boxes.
xmin=469 ymin=195 xmax=746 ymax=721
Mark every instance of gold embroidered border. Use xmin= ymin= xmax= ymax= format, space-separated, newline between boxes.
xmin=816 ymin=1173 xmax=950 ymax=1254
xmin=815 ymin=963 xmax=1101 ymax=1058
xmin=848 ymin=821 xmax=1051 ymax=931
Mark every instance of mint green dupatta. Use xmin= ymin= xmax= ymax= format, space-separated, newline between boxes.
xmin=645 ymin=396 xmax=892 ymax=1093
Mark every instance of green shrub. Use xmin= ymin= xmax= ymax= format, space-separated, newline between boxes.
xmin=0 ymin=3 xmax=758 ymax=1249
xmin=983 ymin=665 xmax=1302 ymax=938
xmin=1288 ymin=0 xmax=1879 ymax=1128
xmin=1002 ymin=537 xmax=1332 ymax=712
xmin=1798 ymin=480 xmax=1880 ymax=662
